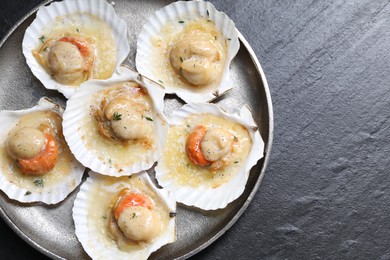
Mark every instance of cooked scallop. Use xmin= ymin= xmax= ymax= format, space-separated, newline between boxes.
xmin=45 ymin=38 xmax=93 ymax=85
xmin=63 ymin=66 xmax=167 ymax=177
xmin=6 ymin=127 xmax=47 ymax=160
xmin=73 ymin=171 xmax=176 ymax=259
xmin=136 ymin=0 xmax=240 ymax=103
xmin=155 ymin=103 xmax=264 ymax=210
xmin=23 ymin=0 xmax=130 ymax=98
xmin=169 ymin=30 xmax=222 ymax=86
xmin=0 ymin=98 xmax=85 ymax=204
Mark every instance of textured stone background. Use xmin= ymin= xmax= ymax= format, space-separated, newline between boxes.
xmin=2 ymin=0 xmax=390 ymax=259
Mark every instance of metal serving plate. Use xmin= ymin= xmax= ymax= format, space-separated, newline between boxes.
xmin=0 ymin=0 xmax=273 ymax=259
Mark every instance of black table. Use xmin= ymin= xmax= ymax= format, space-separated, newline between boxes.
xmin=2 ymin=0 xmax=390 ymax=259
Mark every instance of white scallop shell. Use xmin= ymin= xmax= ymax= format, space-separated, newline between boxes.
xmin=22 ymin=0 xmax=130 ymax=99
xmin=136 ymin=0 xmax=240 ymax=103
xmin=0 ymin=97 xmax=85 ymax=204
xmin=155 ymin=103 xmax=264 ymax=210
xmin=63 ymin=66 xmax=167 ymax=177
xmin=73 ymin=170 xmax=176 ymax=260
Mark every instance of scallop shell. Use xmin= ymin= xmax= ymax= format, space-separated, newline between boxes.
xmin=63 ymin=66 xmax=167 ymax=177
xmin=0 ymin=97 xmax=85 ymax=204
xmin=22 ymin=0 xmax=130 ymax=99
xmin=73 ymin=170 xmax=176 ymax=260
xmin=136 ymin=0 xmax=240 ymax=103
xmin=155 ymin=103 xmax=264 ymax=210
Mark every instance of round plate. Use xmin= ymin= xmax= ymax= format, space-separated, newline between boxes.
xmin=0 ymin=0 xmax=273 ymax=259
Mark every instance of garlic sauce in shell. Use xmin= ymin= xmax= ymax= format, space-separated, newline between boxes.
xmin=23 ymin=0 xmax=130 ymax=98
xmin=63 ymin=67 xmax=167 ymax=177
xmin=163 ymin=113 xmax=251 ymax=189
xmin=73 ymin=171 xmax=176 ymax=259
xmin=152 ymin=18 xmax=227 ymax=92
xmin=136 ymin=0 xmax=240 ymax=103
xmin=83 ymin=82 xmax=157 ymax=168
xmin=155 ymin=103 xmax=264 ymax=210
xmin=0 ymin=98 xmax=84 ymax=204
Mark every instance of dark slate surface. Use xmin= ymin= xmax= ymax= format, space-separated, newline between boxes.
xmin=2 ymin=0 xmax=390 ymax=259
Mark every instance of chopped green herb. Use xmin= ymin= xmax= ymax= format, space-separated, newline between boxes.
xmin=158 ymin=80 xmax=163 ymax=84
xmin=39 ymin=35 xmax=46 ymax=43
xmin=227 ymin=38 xmax=232 ymax=41
xmin=132 ymin=213 xmax=136 ymax=219
xmin=76 ymin=28 xmax=80 ymax=32
xmin=109 ymin=158 xmax=112 ymax=164
xmin=102 ymin=216 xmax=107 ymax=219
xmin=34 ymin=178 xmax=44 ymax=187
xmin=43 ymin=46 xmax=48 ymax=52
xmin=113 ymin=112 xmax=122 ymax=121
xmin=169 ymin=212 xmax=177 ymax=218
xmin=207 ymin=10 xmax=209 ymax=16
xmin=180 ymin=56 xmax=183 ymax=62
xmin=207 ymin=19 xmax=213 ymax=22
xmin=145 ymin=117 xmax=153 ymax=121
xmin=233 ymin=136 xmax=238 ymax=141
xmin=179 ymin=20 xmax=185 ymax=23
xmin=234 ymin=161 xmax=239 ymax=164
xmin=186 ymin=124 xmax=190 ymax=128
xmin=24 ymin=191 xmax=32 ymax=196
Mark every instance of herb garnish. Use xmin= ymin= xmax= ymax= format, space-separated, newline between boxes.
xmin=158 ymin=80 xmax=163 ymax=84
xmin=76 ymin=28 xmax=80 ymax=32
xmin=227 ymin=38 xmax=232 ymax=41
xmin=234 ymin=161 xmax=239 ymax=164
xmin=34 ymin=178 xmax=44 ymax=187
xmin=145 ymin=117 xmax=153 ymax=121
xmin=24 ymin=191 xmax=32 ymax=196
xmin=178 ymin=20 xmax=185 ymax=23
xmin=180 ymin=56 xmax=183 ymax=62
xmin=207 ymin=10 xmax=209 ymax=16
xmin=39 ymin=35 xmax=46 ymax=43
xmin=132 ymin=213 xmax=136 ymax=219
xmin=109 ymin=158 xmax=112 ymax=164
xmin=113 ymin=112 xmax=122 ymax=121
